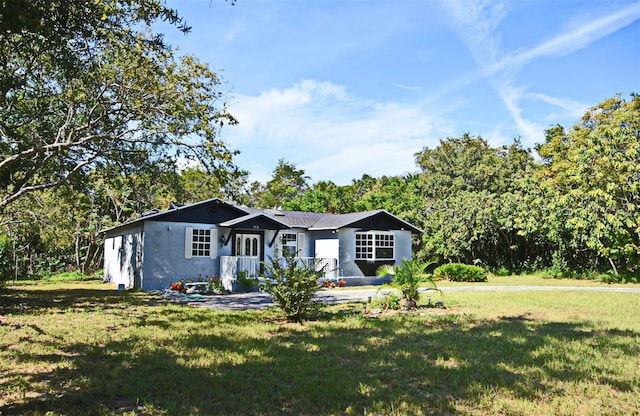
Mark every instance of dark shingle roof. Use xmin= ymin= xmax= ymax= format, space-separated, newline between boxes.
xmin=102 ymin=198 xmax=421 ymax=234
xmin=244 ymin=207 xmax=422 ymax=233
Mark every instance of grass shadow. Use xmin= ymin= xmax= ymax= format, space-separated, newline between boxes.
xmin=2 ymin=287 xmax=639 ymax=415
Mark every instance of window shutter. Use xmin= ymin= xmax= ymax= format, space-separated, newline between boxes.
xmin=185 ymin=227 xmax=193 ymax=259
xmin=297 ymin=233 xmax=305 ymax=256
xmin=210 ymin=229 xmax=218 ymax=259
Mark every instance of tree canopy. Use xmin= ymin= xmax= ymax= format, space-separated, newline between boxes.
xmin=535 ymin=94 xmax=640 ymax=275
xmin=0 ymin=0 xmax=238 ymax=208
xmin=1 ymin=4 xmax=637 ymax=288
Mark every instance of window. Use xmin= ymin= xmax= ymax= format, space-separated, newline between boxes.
xmin=355 ymin=232 xmax=394 ymax=261
xmin=281 ymin=233 xmax=298 ymax=256
xmin=192 ymin=229 xmax=211 ymax=257
xmin=185 ymin=227 xmax=217 ymax=259
xmin=278 ymin=232 xmax=305 ymax=257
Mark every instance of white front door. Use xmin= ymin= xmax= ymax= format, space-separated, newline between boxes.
xmin=235 ymin=233 xmax=261 ymax=258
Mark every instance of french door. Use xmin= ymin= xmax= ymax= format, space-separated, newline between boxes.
xmin=235 ymin=233 xmax=261 ymax=258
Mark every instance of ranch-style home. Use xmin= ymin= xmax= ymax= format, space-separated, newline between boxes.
xmin=103 ymin=198 xmax=421 ymax=292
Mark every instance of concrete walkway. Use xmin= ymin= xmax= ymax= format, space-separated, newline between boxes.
xmin=181 ymin=285 xmax=640 ymax=311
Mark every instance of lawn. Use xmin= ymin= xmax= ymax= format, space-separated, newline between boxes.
xmin=1 ymin=279 xmax=639 ymax=415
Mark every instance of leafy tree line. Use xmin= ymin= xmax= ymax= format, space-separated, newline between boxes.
xmin=0 ymin=0 xmax=240 ymax=278
xmin=1 ymin=93 xmax=637 ymax=281
xmin=0 ymin=3 xmax=636 ymax=281
xmin=284 ymin=94 xmax=639 ymax=279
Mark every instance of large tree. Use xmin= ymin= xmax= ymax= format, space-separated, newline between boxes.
xmin=252 ymin=159 xmax=310 ymax=208
xmin=0 ymin=0 xmax=238 ymax=208
xmin=415 ymin=135 xmax=537 ymax=269
xmin=535 ymin=94 xmax=640 ymax=275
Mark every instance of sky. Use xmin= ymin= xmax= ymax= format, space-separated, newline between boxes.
xmin=160 ymin=0 xmax=640 ymax=185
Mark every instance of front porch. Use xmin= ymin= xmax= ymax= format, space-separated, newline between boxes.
xmin=220 ymin=255 xmax=339 ymax=292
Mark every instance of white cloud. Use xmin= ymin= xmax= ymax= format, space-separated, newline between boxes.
xmin=526 ymin=93 xmax=589 ymax=120
xmin=439 ymin=0 xmax=640 ymax=147
xmin=223 ymin=22 xmax=244 ymax=44
xmin=391 ymin=83 xmax=423 ymax=92
xmin=508 ymin=3 xmax=640 ymax=64
xmin=224 ymin=80 xmax=453 ymax=184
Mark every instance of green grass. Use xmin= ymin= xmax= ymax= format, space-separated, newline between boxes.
xmin=437 ymin=274 xmax=640 ymax=287
xmin=1 ymin=280 xmax=639 ymax=415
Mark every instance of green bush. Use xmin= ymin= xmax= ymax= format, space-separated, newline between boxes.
xmin=260 ymin=250 xmax=324 ymax=323
xmin=236 ymin=270 xmax=258 ymax=292
xmin=376 ymin=259 xmax=439 ymax=309
xmin=0 ymin=235 xmax=13 ymax=283
xmin=434 ymin=263 xmax=488 ymax=282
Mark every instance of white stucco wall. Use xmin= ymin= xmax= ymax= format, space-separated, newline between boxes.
xmin=338 ymin=229 xmax=361 ymax=276
xmin=141 ymin=221 xmax=226 ymax=291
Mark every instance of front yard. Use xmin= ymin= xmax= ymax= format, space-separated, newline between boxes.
xmin=1 ymin=278 xmax=639 ymax=415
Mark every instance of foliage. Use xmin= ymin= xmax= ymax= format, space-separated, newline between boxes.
xmin=252 ymin=159 xmax=310 ymax=208
xmin=46 ymin=271 xmax=99 ymax=282
xmin=534 ymin=94 xmax=640 ymax=276
xmin=372 ymin=292 xmax=402 ymax=310
xmin=284 ymin=180 xmax=355 ymax=213
xmin=376 ymin=259 xmax=439 ymax=308
xmin=0 ymin=234 xmax=12 ymax=283
xmin=0 ymin=0 xmax=238 ymax=208
xmin=260 ymin=250 xmax=324 ymax=323
xmin=236 ymin=270 xmax=258 ymax=292
xmin=1 ymin=0 xmax=240 ymax=277
xmin=206 ymin=275 xmax=224 ymax=293
xmin=433 ymin=263 xmax=488 ymax=282
xmin=414 ymin=135 xmax=539 ymax=270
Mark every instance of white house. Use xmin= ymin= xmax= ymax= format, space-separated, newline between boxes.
xmin=103 ymin=198 xmax=422 ymax=291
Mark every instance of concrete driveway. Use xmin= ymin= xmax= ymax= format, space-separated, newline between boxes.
xmin=180 ymin=285 xmax=640 ymax=311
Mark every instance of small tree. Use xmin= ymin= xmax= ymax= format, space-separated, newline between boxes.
xmin=376 ymin=259 xmax=439 ymax=309
xmin=260 ymin=250 xmax=324 ymax=323
xmin=0 ymin=235 xmax=13 ymax=284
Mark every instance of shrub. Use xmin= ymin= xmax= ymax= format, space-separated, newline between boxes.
xmin=236 ymin=270 xmax=258 ymax=292
xmin=0 ymin=235 xmax=13 ymax=284
xmin=260 ymin=250 xmax=324 ymax=323
xmin=376 ymin=259 xmax=439 ymax=309
xmin=434 ymin=263 xmax=488 ymax=282
xmin=371 ymin=293 xmax=401 ymax=310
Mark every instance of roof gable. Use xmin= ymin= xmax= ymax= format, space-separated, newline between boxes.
xmin=102 ymin=198 xmax=248 ymax=233
xmin=219 ymin=213 xmax=291 ymax=230
xmin=246 ymin=208 xmax=422 ymax=234
xmin=156 ymin=199 xmax=247 ymax=224
xmin=103 ymin=198 xmax=421 ymax=235
xmin=308 ymin=210 xmax=422 ymax=234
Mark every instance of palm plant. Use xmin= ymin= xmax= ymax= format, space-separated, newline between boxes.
xmin=376 ymin=259 xmax=439 ymax=309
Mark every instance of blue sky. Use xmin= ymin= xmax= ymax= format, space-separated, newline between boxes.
xmin=161 ymin=0 xmax=640 ymax=185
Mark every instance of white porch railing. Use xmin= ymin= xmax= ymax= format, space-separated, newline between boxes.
xmin=220 ymin=256 xmax=339 ymax=291
xmin=297 ymin=257 xmax=339 ymax=279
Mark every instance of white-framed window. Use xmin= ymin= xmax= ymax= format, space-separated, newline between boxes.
xmin=355 ymin=231 xmax=394 ymax=261
xmin=185 ymin=227 xmax=217 ymax=259
xmin=192 ymin=229 xmax=211 ymax=257
xmin=279 ymin=232 xmax=305 ymax=257
xmin=281 ymin=233 xmax=297 ymax=256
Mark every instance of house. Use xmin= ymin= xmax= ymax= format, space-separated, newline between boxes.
xmin=103 ymin=198 xmax=422 ymax=291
